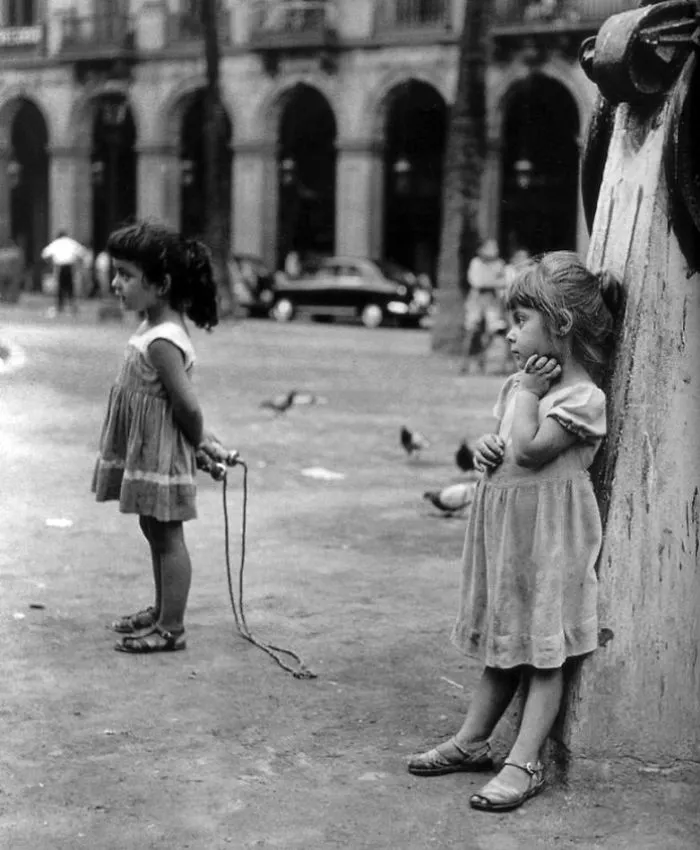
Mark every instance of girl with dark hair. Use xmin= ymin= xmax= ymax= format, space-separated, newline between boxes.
xmin=92 ymin=221 xmax=222 ymax=653
xmin=408 ymin=251 xmax=622 ymax=812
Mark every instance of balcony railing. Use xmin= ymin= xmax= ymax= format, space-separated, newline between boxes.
xmin=58 ymin=14 xmax=135 ymax=57
xmin=492 ymin=0 xmax=636 ymax=31
xmin=249 ymin=1 xmax=338 ymax=49
xmin=375 ymin=0 xmax=453 ymax=34
xmin=167 ymin=9 xmax=232 ymax=46
xmin=0 ymin=25 xmax=44 ymax=52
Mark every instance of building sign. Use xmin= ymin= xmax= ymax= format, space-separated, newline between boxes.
xmin=0 ymin=26 xmax=42 ymax=47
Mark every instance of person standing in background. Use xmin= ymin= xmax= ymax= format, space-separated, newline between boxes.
xmin=41 ymin=230 xmax=90 ymax=317
xmin=460 ymin=239 xmax=507 ymax=375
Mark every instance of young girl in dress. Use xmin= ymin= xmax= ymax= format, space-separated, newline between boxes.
xmin=92 ymin=221 xmax=223 ymax=654
xmin=408 ymin=251 xmax=621 ymax=811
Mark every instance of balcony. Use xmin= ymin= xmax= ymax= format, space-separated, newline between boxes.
xmin=492 ymin=0 xmax=636 ymax=34
xmin=58 ymin=14 xmax=135 ymax=60
xmin=374 ymin=0 xmax=454 ymax=38
xmin=0 ymin=25 xmax=45 ymax=56
xmin=249 ymin=1 xmax=339 ymax=50
xmin=167 ymin=9 xmax=232 ymax=47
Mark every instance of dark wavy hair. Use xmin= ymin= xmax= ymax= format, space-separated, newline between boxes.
xmin=106 ymin=221 xmax=219 ymax=330
xmin=505 ymin=251 xmax=623 ymax=383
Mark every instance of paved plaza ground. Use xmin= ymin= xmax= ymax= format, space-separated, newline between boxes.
xmin=1 ymin=298 xmax=698 ymax=849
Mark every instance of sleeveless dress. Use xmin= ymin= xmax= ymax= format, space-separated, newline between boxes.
xmin=451 ymin=373 xmax=606 ymax=670
xmin=91 ymin=321 xmax=198 ymax=522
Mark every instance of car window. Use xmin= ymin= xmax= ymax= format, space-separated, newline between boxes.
xmin=337 ymin=264 xmax=362 ymax=278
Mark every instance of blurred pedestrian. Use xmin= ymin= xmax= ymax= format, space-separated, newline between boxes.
xmin=41 ymin=230 xmax=90 ymax=317
xmin=460 ymin=239 xmax=507 ymax=375
xmin=94 ymin=250 xmax=112 ymax=298
xmin=92 ymin=221 xmax=225 ymax=654
xmin=505 ymin=248 xmax=531 ymax=287
xmin=284 ymin=250 xmax=301 ymax=279
xmin=408 ymin=251 xmax=622 ymax=813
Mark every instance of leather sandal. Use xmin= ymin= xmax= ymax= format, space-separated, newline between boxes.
xmin=112 ymin=606 xmax=157 ymax=634
xmin=407 ymin=738 xmax=492 ymax=776
xmin=114 ymin=624 xmax=186 ymax=654
xmin=470 ymin=760 xmax=545 ymax=812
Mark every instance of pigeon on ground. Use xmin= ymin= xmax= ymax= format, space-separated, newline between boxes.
xmin=455 ymin=439 xmax=475 ymax=472
xmin=260 ymin=390 xmax=297 ymax=414
xmin=401 ymin=426 xmax=430 ymax=456
xmin=423 ymin=480 xmax=478 ymax=515
xmin=260 ymin=390 xmax=328 ymax=414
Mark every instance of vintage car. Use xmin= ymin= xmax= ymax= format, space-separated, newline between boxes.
xmin=228 ymin=253 xmax=277 ymax=317
xmin=270 ymin=256 xmax=433 ymax=328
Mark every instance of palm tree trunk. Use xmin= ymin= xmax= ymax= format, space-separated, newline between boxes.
xmin=201 ymin=0 xmax=233 ymax=314
xmin=431 ymin=0 xmax=492 ymax=353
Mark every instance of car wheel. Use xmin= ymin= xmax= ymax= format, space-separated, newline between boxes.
xmin=272 ymin=298 xmax=295 ymax=322
xmin=360 ymin=303 xmax=384 ymax=329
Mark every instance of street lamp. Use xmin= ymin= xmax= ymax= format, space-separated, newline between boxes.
xmin=392 ymin=156 xmax=412 ymax=195
xmin=280 ymin=157 xmax=296 ymax=186
xmin=180 ymin=159 xmax=195 ymax=187
xmin=7 ymin=157 xmax=21 ymax=189
xmin=514 ymin=157 xmax=534 ymax=190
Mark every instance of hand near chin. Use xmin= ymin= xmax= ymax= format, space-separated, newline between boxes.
xmin=519 ymin=355 xmax=562 ymax=398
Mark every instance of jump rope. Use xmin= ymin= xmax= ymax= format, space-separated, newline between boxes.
xmin=198 ymin=449 xmax=317 ymax=680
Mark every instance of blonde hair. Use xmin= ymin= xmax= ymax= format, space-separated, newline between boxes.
xmin=505 ymin=251 xmax=622 ymax=381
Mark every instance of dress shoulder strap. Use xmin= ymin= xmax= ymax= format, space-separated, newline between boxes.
xmin=130 ymin=321 xmax=196 ymax=369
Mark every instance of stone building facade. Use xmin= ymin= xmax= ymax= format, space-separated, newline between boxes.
xmin=0 ymin=0 xmax=634 ymax=287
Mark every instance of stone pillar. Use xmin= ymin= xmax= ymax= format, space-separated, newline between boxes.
xmin=135 ymin=0 xmax=167 ymax=51
xmin=0 ymin=145 xmax=11 ymax=244
xmin=48 ymin=146 xmax=91 ymax=245
xmin=335 ymin=139 xmax=384 ymax=259
xmin=137 ymin=144 xmax=178 ymax=225
xmin=231 ymin=140 xmax=277 ymax=267
xmin=482 ymin=135 xmax=503 ymax=244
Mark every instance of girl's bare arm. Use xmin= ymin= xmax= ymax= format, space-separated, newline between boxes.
xmin=148 ymin=339 xmax=204 ymax=447
xmin=510 ymin=392 xmax=576 ymax=468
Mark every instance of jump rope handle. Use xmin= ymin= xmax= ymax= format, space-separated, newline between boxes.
xmin=196 ymin=447 xmax=241 ymax=481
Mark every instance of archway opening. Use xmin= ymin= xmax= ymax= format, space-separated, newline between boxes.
xmin=10 ymin=98 xmax=49 ymax=290
xmin=91 ymin=94 xmax=137 ymax=252
xmin=500 ymin=74 xmax=580 ymax=257
xmin=179 ymin=91 xmax=232 ymax=242
xmin=382 ymin=80 xmax=447 ymax=281
xmin=277 ymin=85 xmax=336 ymax=270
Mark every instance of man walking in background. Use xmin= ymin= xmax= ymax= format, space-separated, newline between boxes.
xmin=41 ymin=230 xmax=90 ymax=317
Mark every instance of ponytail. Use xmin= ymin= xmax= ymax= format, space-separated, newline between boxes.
xmin=180 ymin=237 xmax=219 ymax=331
xmin=595 ymin=269 xmax=624 ymax=323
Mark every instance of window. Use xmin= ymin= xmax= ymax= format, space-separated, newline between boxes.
xmin=5 ymin=0 xmax=36 ymax=26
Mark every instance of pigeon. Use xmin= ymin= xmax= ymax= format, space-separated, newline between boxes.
xmin=260 ymin=390 xmax=328 ymax=414
xmin=260 ymin=390 xmax=298 ymax=414
xmin=401 ymin=426 xmax=430 ymax=456
xmin=423 ymin=481 xmax=478 ymax=515
xmin=455 ymin=440 xmax=475 ymax=472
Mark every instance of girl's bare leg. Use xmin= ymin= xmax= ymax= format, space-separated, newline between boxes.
xmin=488 ymin=667 xmax=563 ymax=793
xmin=454 ymin=666 xmax=521 ymax=747
xmin=148 ymin=519 xmax=191 ymax=633
xmin=139 ymin=515 xmax=161 ymax=615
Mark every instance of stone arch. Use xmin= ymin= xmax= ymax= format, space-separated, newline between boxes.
xmin=67 ymin=80 xmax=137 ymax=150
xmin=0 ymin=86 xmax=52 ymax=149
xmin=252 ymin=75 xmax=343 ymax=143
xmin=157 ymin=74 xmax=237 ymax=147
xmin=489 ymin=60 xmax=590 ymax=145
xmin=364 ymin=68 xmax=452 ymax=142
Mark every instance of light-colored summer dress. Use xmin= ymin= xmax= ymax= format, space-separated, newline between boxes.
xmin=452 ymin=373 xmax=606 ymax=670
xmin=92 ymin=321 xmax=197 ymax=522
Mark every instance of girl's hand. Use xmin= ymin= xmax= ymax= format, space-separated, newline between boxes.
xmin=519 ymin=355 xmax=562 ymax=398
xmin=473 ymin=433 xmax=505 ymax=471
